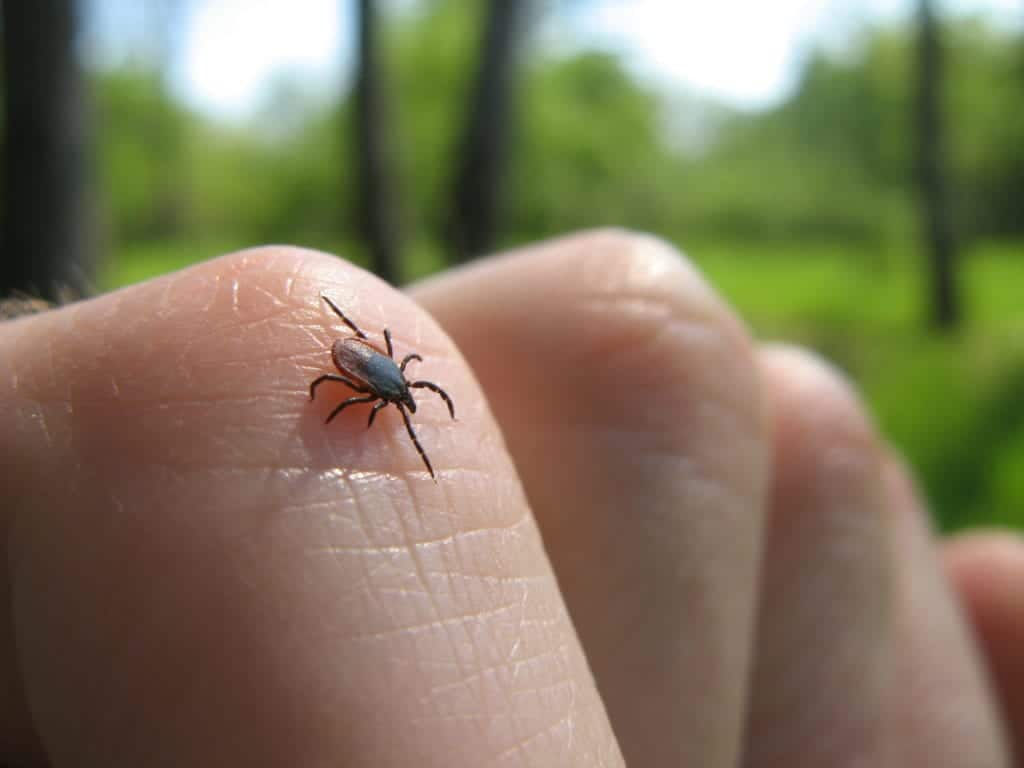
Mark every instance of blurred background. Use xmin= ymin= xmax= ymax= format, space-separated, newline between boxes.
xmin=1 ymin=0 xmax=1022 ymax=530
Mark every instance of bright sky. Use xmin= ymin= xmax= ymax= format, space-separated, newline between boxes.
xmin=171 ymin=0 xmax=1022 ymax=118
xmin=177 ymin=0 xmax=350 ymax=116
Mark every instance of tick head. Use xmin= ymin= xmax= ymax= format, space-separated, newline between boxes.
xmin=403 ymin=389 xmax=417 ymax=413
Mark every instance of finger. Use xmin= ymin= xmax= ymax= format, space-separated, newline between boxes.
xmin=412 ymin=230 xmax=770 ymax=766
xmin=0 ymin=247 xmax=623 ymax=767
xmin=884 ymin=461 xmax=1010 ymax=766
xmin=944 ymin=531 xmax=1024 ymax=762
xmin=743 ymin=346 xmax=893 ymax=767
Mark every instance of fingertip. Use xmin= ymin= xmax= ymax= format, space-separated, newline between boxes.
xmin=758 ymin=343 xmax=885 ymax=515
xmin=760 ymin=343 xmax=879 ymax=445
xmin=944 ymin=529 xmax=1024 ymax=654
xmin=945 ymin=530 xmax=1024 ymax=585
xmin=943 ymin=531 xmax=1024 ymax=763
xmin=10 ymin=246 xmax=626 ymax=765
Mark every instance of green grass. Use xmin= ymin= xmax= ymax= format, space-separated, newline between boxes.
xmin=688 ymin=238 xmax=1024 ymax=531
xmin=103 ymin=236 xmax=1024 ymax=531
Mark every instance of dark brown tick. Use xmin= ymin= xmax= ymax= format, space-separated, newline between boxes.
xmin=310 ymin=294 xmax=455 ymax=480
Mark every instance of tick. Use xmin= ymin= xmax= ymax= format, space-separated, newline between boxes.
xmin=310 ymin=295 xmax=455 ymax=480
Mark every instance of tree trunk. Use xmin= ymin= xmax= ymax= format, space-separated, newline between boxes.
xmin=448 ymin=0 xmax=528 ymax=261
xmin=915 ymin=0 xmax=959 ymax=331
xmin=353 ymin=0 xmax=401 ymax=284
xmin=1 ymin=0 xmax=92 ymax=302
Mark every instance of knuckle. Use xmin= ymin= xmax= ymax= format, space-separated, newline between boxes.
xmin=568 ymin=229 xmax=761 ymax=424
xmin=572 ymin=229 xmax=752 ymax=358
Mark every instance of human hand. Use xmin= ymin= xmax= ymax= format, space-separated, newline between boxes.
xmin=1 ymin=232 xmax=1020 ymax=766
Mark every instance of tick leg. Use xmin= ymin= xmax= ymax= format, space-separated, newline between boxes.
xmin=310 ymin=373 xmax=366 ymax=401
xmin=326 ymin=394 xmax=378 ymax=424
xmin=397 ymin=403 xmax=436 ymax=481
xmin=321 ymin=295 xmax=367 ymax=339
xmin=409 ymin=380 xmax=455 ymax=419
xmin=367 ymin=399 xmax=388 ymax=428
xmin=399 ymin=353 xmax=422 ymax=373
xmin=383 ymin=328 xmax=394 ymax=358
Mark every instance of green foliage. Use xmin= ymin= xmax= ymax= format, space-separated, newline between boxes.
xmin=390 ymin=0 xmax=483 ymax=243
xmin=509 ymin=51 xmax=677 ymax=239
xmin=187 ymin=105 xmax=349 ymax=248
xmin=684 ymin=17 xmax=1024 ymax=244
xmin=692 ymin=239 xmax=1024 ymax=531
xmin=93 ymin=67 xmax=191 ymax=243
xmin=946 ymin=20 xmax=1024 ymax=237
xmin=91 ymin=12 xmax=1024 ymax=252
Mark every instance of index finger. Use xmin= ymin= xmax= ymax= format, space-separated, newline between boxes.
xmin=0 ymin=247 xmax=623 ymax=767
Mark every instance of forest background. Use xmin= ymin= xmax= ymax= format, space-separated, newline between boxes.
xmin=4 ymin=0 xmax=1023 ymax=531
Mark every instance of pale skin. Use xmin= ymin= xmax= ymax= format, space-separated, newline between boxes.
xmin=0 ymin=231 xmax=1021 ymax=766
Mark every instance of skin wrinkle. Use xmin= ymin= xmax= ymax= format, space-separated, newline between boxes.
xmin=357 ymin=472 xmax=563 ymax=759
xmin=319 ymin=369 xmax=580 ymax=765
xmin=392 ymin=472 xmax=483 ymax=721
xmin=515 ymin=621 xmax=582 ymax=762
xmin=312 ymin=515 xmax=532 ymax=559
xmin=414 ymin=638 xmax=578 ymax=762
xmin=321 ymin=488 xmax=385 ymax=614
xmin=458 ymin=552 xmax=547 ymax=755
xmin=348 ymin=585 xmax=536 ymax=645
xmin=421 ymin=622 xmax=566 ymax=705
xmin=347 ymin=471 xmax=401 ymax=605
xmin=492 ymin=680 xmax=579 ymax=765
xmin=441 ymin=534 xmax=509 ymax=718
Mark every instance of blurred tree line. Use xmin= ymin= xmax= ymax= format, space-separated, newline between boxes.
xmin=78 ymin=4 xmax=1024 ymax=272
xmin=5 ymin=1 xmax=1020 ymax=290
xmin=3 ymin=1 xmax=1023 ymax=530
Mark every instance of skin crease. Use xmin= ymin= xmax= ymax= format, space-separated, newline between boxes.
xmin=0 ymin=231 xmax=1018 ymax=766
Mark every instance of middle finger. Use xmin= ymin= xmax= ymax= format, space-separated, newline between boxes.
xmin=413 ymin=230 xmax=770 ymax=766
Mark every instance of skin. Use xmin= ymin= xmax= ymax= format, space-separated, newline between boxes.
xmin=0 ymin=231 xmax=1020 ymax=766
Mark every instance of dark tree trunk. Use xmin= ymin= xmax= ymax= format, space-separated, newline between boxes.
xmin=448 ymin=0 xmax=528 ymax=261
xmin=915 ymin=0 xmax=959 ymax=330
xmin=1 ymin=0 xmax=92 ymax=302
xmin=354 ymin=0 xmax=401 ymax=284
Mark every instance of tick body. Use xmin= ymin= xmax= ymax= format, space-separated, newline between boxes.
xmin=310 ymin=295 xmax=455 ymax=480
